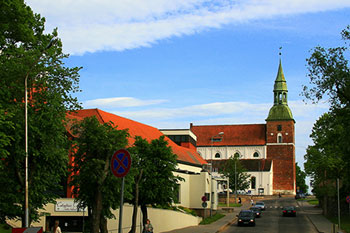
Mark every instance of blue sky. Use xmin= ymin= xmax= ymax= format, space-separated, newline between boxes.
xmin=27 ymin=0 xmax=350 ymax=171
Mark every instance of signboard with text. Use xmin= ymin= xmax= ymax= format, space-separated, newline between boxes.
xmin=55 ymin=200 xmax=87 ymax=212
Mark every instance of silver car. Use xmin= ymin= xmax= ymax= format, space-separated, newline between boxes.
xmin=255 ymin=201 xmax=265 ymax=210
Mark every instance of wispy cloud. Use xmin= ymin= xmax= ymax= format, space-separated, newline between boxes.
xmin=112 ymin=101 xmax=270 ymax=120
xmin=83 ymin=97 xmax=167 ymax=109
xmin=111 ymin=99 xmax=328 ymax=124
xmin=27 ymin=0 xmax=350 ymax=55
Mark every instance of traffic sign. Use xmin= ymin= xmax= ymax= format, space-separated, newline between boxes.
xmin=111 ymin=149 xmax=131 ymax=178
xmin=202 ymin=202 xmax=208 ymax=208
xmin=346 ymin=196 xmax=350 ymax=203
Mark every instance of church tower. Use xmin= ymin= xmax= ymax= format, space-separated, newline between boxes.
xmin=266 ymin=60 xmax=296 ymax=195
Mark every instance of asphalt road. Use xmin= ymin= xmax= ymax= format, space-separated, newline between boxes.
xmin=222 ymin=197 xmax=318 ymax=233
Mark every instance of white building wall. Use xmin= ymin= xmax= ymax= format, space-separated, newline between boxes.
xmin=246 ymin=171 xmax=273 ymax=195
xmin=197 ymin=145 xmax=266 ymax=160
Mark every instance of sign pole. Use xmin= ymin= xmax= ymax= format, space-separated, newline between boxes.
xmin=118 ymin=177 xmax=125 ymax=233
xmin=111 ymin=149 xmax=131 ymax=233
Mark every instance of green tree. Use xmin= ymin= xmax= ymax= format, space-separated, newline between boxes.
xmin=295 ymin=163 xmax=308 ymax=194
xmin=303 ymin=25 xmax=350 ymax=215
xmin=127 ymin=136 xmax=182 ymax=233
xmin=220 ymin=157 xmax=251 ymax=191
xmin=0 ymin=0 xmax=81 ymax=225
xmin=70 ymin=116 xmax=130 ymax=233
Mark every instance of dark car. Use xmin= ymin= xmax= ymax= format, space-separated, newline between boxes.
xmin=237 ymin=210 xmax=256 ymax=226
xmin=282 ymin=206 xmax=297 ymax=217
xmin=249 ymin=206 xmax=262 ymax=218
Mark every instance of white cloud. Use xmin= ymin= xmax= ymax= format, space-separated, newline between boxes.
xmin=26 ymin=0 xmax=350 ymax=55
xmin=83 ymin=97 xmax=167 ymax=108
xmin=112 ymin=101 xmax=270 ymax=120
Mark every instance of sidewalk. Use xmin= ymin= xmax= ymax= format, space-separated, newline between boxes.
xmin=297 ymin=200 xmax=335 ymax=233
xmin=161 ymin=203 xmax=250 ymax=233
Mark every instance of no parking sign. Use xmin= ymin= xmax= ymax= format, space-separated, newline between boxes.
xmin=110 ymin=149 xmax=131 ymax=178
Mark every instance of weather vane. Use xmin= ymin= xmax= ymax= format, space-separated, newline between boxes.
xmin=279 ymin=46 xmax=282 ymax=58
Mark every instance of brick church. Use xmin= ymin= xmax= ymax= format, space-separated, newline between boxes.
xmin=163 ymin=60 xmax=296 ymax=195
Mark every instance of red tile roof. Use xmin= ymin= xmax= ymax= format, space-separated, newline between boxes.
xmin=191 ymin=124 xmax=266 ymax=146
xmin=67 ymin=109 xmax=206 ymax=166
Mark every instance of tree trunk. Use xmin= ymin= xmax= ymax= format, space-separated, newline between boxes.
xmin=91 ymin=188 xmax=103 ymax=233
xmin=100 ymin=215 xmax=108 ymax=233
xmin=129 ymin=170 xmax=143 ymax=233
xmin=141 ymin=204 xmax=148 ymax=233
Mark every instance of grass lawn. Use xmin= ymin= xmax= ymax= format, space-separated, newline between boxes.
xmin=218 ymin=203 xmax=242 ymax=207
xmin=0 ymin=223 xmax=11 ymax=233
xmin=326 ymin=215 xmax=350 ymax=233
xmin=307 ymin=199 xmax=319 ymax=205
xmin=200 ymin=213 xmax=225 ymax=225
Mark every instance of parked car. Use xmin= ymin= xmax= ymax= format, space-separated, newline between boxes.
xmin=295 ymin=193 xmax=305 ymax=199
xmin=255 ymin=201 xmax=265 ymax=210
xmin=237 ymin=210 xmax=256 ymax=226
xmin=282 ymin=206 xmax=297 ymax=217
xmin=249 ymin=206 xmax=262 ymax=218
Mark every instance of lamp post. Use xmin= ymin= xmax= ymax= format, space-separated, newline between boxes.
xmin=210 ymin=132 xmax=224 ymax=217
xmin=235 ymin=160 xmax=237 ymax=203
xmin=24 ymin=38 xmax=56 ymax=227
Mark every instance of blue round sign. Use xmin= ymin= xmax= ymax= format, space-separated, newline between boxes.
xmin=111 ymin=149 xmax=131 ymax=178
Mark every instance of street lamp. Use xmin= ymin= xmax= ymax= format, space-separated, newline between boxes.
xmin=210 ymin=131 xmax=224 ymax=217
xmin=24 ymin=38 xmax=56 ymax=227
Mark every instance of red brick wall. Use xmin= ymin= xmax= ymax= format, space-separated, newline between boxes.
xmin=267 ymin=145 xmax=295 ymax=192
xmin=266 ymin=120 xmax=296 ymax=193
xmin=266 ymin=121 xmax=295 ymax=144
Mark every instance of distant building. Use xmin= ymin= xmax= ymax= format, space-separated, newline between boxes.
xmin=163 ymin=60 xmax=296 ymax=195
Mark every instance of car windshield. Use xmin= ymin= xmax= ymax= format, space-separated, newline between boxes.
xmin=284 ymin=206 xmax=295 ymax=210
xmin=256 ymin=202 xmax=264 ymax=205
xmin=250 ymin=207 xmax=259 ymax=211
xmin=239 ymin=211 xmax=253 ymax=217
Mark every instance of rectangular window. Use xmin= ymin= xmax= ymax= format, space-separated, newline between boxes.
xmin=277 ymin=125 xmax=282 ymax=131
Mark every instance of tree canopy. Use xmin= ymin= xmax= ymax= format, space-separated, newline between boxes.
xmin=70 ymin=116 xmax=130 ymax=233
xmin=303 ymin=25 xmax=350 ymax=214
xmin=220 ymin=157 xmax=251 ymax=191
xmin=127 ymin=136 xmax=182 ymax=233
xmin=0 ymin=0 xmax=81 ymax=225
xmin=295 ymin=163 xmax=308 ymax=194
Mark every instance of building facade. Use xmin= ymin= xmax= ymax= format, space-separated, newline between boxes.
xmin=165 ymin=60 xmax=296 ymax=195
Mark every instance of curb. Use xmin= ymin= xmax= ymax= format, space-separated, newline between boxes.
xmin=216 ymin=217 xmax=238 ymax=233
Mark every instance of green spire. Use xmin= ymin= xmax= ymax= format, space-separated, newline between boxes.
xmin=266 ymin=59 xmax=294 ymax=122
xmin=274 ymin=59 xmax=287 ymax=92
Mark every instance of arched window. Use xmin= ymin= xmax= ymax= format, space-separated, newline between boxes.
xmin=215 ymin=153 xmax=221 ymax=158
xmin=234 ymin=152 xmax=240 ymax=158
xmin=253 ymin=152 xmax=259 ymax=158
xmin=277 ymin=133 xmax=283 ymax=143
xmin=251 ymin=177 xmax=256 ymax=189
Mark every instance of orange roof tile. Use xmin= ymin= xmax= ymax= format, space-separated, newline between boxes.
xmin=191 ymin=124 xmax=266 ymax=146
xmin=67 ymin=109 xmax=207 ymax=166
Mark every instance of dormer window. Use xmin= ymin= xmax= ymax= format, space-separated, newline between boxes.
xmin=211 ymin=138 xmax=222 ymax=142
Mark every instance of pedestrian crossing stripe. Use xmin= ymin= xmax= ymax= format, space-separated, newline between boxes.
xmin=266 ymin=206 xmax=299 ymax=209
